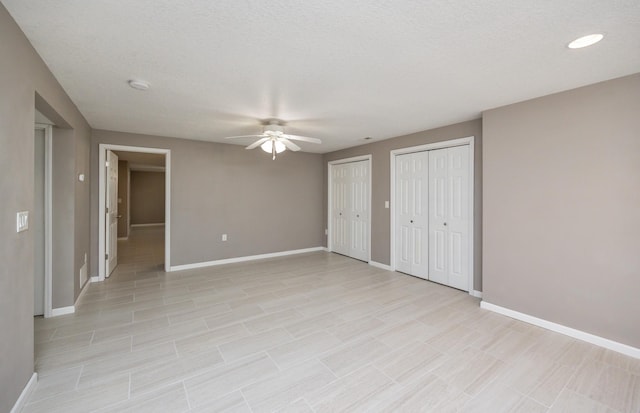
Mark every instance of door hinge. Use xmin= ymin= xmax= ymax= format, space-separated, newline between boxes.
xmin=105 ymin=161 xmax=109 ymax=167
xmin=106 ymin=207 xmax=109 ymax=213
xmin=105 ymin=254 xmax=109 ymax=260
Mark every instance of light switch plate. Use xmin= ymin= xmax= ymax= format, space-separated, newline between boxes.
xmin=222 ymin=234 xmax=227 ymax=241
xmin=385 ymin=201 xmax=390 ymax=209
xmin=17 ymin=211 xmax=29 ymax=232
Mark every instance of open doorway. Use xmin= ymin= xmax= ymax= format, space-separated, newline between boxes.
xmin=97 ymin=144 xmax=170 ymax=281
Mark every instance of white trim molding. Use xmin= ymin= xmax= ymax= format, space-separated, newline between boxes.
xmin=470 ymin=290 xmax=483 ymax=298
xmin=51 ymin=305 xmax=75 ymax=317
xmin=98 ymin=144 xmax=171 ymax=280
xmin=169 ymin=247 xmax=324 ymax=272
xmin=10 ymin=372 xmax=37 ymax=413
xmin=481 ymin=301 xmax=640 ymax=359
xmin=35 ymin=123 xmax=53 ymax=318
xmin=369 ymin=261 xmax=393 ymax=271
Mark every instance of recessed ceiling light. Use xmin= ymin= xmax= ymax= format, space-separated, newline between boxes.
xmin=128 ymin=79 xmax=150 ymax=91
xmin=568 ymin=34 xmax=604 ymax=49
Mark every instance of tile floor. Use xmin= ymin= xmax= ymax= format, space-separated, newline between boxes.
xmin=26 ymin=227 xmax=639 ymax=412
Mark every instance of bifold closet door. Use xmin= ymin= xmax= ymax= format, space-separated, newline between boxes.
xmin=331 ymin=160 xmax=369 ymax=261
xmin=428 ymin=145 xmax=470 ymax=291
xmin=331 ymin=163 xmax=349 ymax=256
xmin=395 ymin=152 xmax=429 ymax=278
xmin=348 ymin=160 xmax=369 ymax=261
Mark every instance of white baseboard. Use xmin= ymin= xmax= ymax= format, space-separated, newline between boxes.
xmin=169 ymin=247 xmax=325 ymax=272
xmin=51 ymin=305 xmax=75 ymax=317
xmin=470 ymin=290 xmax=483 ymax=298
xmin=322 ymin=247 xmax=330 ymax=252
xmin=481 ymin=301 xmax=640 ymax=359
xmin=369 ymin=261 xmax=392 ymax=271
xmin=90 ymin=275 xmax=100 ymax=283
xmin=10 ymin=372 xmax=37 ymax=413
xmin=130 ymin=223 xmax=165 ymax=228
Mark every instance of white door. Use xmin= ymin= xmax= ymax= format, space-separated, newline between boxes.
xmin=331 ymin=163 xmax=349 ymax=256
xmin=330 ymin=160 xmax=370 ymax=261
xmin=349 ymin=160 xmax=369 ymax=261
xmin=428 ymin=146 xmax=470 ymax=290
xmin=106 ymin=150 xmax=119 ymax=277
xmin=34 ymin=127 xmax=45 ymax=316
xmin=395 ymin=152 xmax=429 ymax=278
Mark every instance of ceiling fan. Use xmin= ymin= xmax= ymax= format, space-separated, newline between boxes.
xmin=225 ymin=119 xmax=321 ymax=160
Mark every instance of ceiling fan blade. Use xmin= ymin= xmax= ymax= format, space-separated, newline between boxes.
xmin=224 ymin=134 xmax=265 ymax=140
xmin=245 ymin=137 xmax=269 ymax=150
xmin=283 ymin=134 xmax=322 ymax=144
xmin=279 ymin=138 xmax=301 ymax=151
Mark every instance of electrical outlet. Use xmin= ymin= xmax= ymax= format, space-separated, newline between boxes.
xmin=325 ymin=229 xmax=328 ymax=235
xmin=222 ymin=234 xmax=227 ymax=241
xmin=385 ymin=201 xmax=389 ymax=209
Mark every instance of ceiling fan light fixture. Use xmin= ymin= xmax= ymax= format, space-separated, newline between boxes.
xmin=261 ymin=140 xmax=286 ymax=154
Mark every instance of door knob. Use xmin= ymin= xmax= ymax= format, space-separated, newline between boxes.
xmin=357 ymin=214 xmax=360 ymax=218
xmin=410 ymin=220 xmax=414 ymax=223
xmin=444 ymin=222 xmax=447 ymax=226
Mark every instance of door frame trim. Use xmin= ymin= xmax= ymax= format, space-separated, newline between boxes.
xmin=390 ymin=136 xmax=475 ymax=294
xmin=35 ymin=123 xmax=53 ymax=317
xmin=98 ymin=144 xmax=171 ymax=280
xmin=327 ymin=155 xmax=372 ymax=262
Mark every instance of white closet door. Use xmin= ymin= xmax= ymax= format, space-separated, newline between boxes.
xmin=395 ymin=152 xmax=428 ymax=278
xmin=428 ymin=146 xmax=470 ymax=290
xmin=331 ymin=163 xmax=349 ymax=256
xmin=446 ymin=145 xmax=470 ymax=290
xmin=349 ymin=160 xmax=369 ymax=261
xmin=330 ymin=159 xmax=370 ymax=261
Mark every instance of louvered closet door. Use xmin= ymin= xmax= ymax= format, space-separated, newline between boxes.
xmin=428 ymin=146 xmax=470 ymax=290
xmin=394 ymin=152 xmax=429 ymax=278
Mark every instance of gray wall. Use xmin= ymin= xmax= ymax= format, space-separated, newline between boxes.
xmin=483 ymin=73 xmax=640 ymax=348
xmin=0 ymin=4 xmax=91 ymax=412
xmin=117 ymin=160 xmax=129 ymax=237
xmin=130 ymin=171 xmax=165 ymax=225
xmin=90 ymin=130 xmax=324 ymax=270
xmin=323 ymin=119 xmax=483 ymax=291
xmin=51 ymin=128 xmax=76 ymax=308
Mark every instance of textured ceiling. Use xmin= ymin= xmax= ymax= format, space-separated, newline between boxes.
xmin=4 ymin=0 xmax=640 ymax=153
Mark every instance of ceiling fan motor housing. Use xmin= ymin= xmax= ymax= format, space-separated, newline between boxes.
xmin=263 ymin=123 xmax=284 ymax=134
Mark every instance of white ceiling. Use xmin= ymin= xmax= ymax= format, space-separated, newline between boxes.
xmin=4 ymin=1 xmax=640 ymax=153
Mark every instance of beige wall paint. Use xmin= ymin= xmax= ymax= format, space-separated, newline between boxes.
xmin=117 ymin=160 xmax=129 ymax=237
xmin=0 ymin=4 xmax=92 ymax=411
xmin=483 ymin=73 xmax=640 ymax=348
xmin=130 ymin=171 xmax=165 ymax=225
xmin=323 ymin=119 xmax=483 ymax=291
xmin=90 ymin=130 xmax=324 ymax=271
